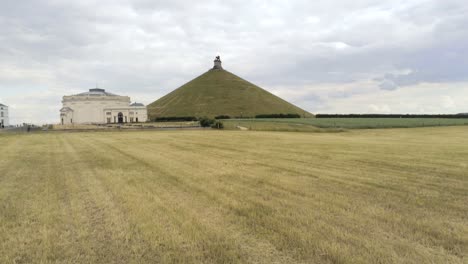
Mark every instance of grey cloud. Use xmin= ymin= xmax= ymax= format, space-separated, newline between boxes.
xmin=379 ymin=80 xmax=398 ymax=91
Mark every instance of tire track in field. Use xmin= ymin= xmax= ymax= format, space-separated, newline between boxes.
xmin=68 ymin=134 xmax=247 ymax=263
xmin=0 ymin=136 xmax=37 ymax=263
xmin=2 ymin=134 xmax=78 ymax=263
xmin=74 ymin=133 xmax=301 ymax=263
xmin=58 ymin=134 xmax=161 ymax=263
xmin=71 ymin=134 xmax=258 ymax=263
xmin=0 ymin=136 xmax=22 ymax=183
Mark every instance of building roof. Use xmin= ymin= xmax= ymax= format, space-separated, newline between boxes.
xmin=130 ymin=102 xmax=145 ymax=106
xmin=75 ymin=88 xmax=118 ymax=96
xmin=60 ymin=107 xmax=74 ymax=112
xmin=0 ymin=103 xmax=7 ymax=107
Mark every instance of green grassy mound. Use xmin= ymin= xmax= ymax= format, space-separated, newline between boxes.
xmin=148 ymin=69 xmax=312 ymax=119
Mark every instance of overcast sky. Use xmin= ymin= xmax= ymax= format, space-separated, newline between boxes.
xmin=1 ymin=0 xmax=467 ymax=124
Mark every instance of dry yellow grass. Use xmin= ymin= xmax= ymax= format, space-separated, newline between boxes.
xmin=0 ymin=127 xmax=467 ymax=263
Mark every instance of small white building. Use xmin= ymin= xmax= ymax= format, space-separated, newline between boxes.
xmin=60 ymin=88 xmax=147 ymax=125
xmin=0 ymin=103 xmax=9 ymax=127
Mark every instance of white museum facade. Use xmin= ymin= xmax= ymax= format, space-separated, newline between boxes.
xmin=0 ymin=103 xmax=9 ymax=127
xmin=60 ymin=88 xmax=147 ymax=125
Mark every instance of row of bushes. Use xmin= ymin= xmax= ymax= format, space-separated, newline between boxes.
xmin=153 ymin=116 xmax=198 ymax=122
xmin=316 ymin=114 xmax=468 ymax=118
xmin=155 ymin=113 xmax=302 ymax=122
xmin=214 ymin=113 xmax=302 ymax=119
xmin=153 ymin=116 xmax=224 ymax=129
xmin=154 ymin=114 xmax=468 ymax=121
xmin=215 ymin=115 xmax=231 ymax=119
xmin=153 ymin=113 xmax=304 ymax=128
xmin=255 ymin=114 xmax=301 ymax=118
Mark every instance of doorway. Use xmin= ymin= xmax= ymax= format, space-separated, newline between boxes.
xmin=118 ymin=112 xmax=124 ymax=123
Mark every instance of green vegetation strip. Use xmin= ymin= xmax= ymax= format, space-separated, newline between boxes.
xmin=223 ymin=117 xmax=468 ymax=130
xmin=0 ymin=128 xmax=467 ymax=263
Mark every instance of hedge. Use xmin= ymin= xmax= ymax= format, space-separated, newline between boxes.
xmin=255 ymin=114 xmax=301 ymax=118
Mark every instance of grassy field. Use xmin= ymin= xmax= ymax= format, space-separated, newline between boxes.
xmin=1 ymin=127 xmax=467 ymax=263
xmin=222 ymin=119 xmax=340 ymax=132
xmin=223 ymin=118 xmax=468 ymax=130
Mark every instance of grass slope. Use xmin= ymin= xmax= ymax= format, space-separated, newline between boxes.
xmin=148 ymin=69 xmax=312 ymax=119
xmin=1 ymin=128 xmax=467 ymax=263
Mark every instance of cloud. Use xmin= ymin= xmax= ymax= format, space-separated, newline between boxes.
xmin=0 ymin=0 xmax=467 ymax=123
xmin=368 ymin=104 xmax=392 ymax=113
xmin=441 ymin=95 xmax=455 ymax=109
xmin=379 ymin=80 xmax=398 ymax=91
xmin=309 ymin=82 xmax=468 ymax=114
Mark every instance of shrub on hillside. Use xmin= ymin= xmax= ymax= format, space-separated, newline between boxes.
xmin=211 ymin=121 xmax=224 ymax=129
xmin=199 ymin=117 xmax=215 ymax=127
xmin=255 ymin=114 xmax=301 ymax=118
xmin=215 ymin=115 xmax=230 ymax=119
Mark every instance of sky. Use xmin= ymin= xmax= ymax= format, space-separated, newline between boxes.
xmin=1 ymin=0 xmax=467 ymax=124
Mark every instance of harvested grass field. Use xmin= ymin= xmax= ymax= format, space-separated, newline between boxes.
xmin=223 ymin=118 xmax=468 ymax=130
xmin=0 ymin=127 xmax=467 ymax=263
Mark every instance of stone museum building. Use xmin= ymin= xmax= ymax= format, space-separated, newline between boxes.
xmin=60 ymin=88 xmax=147 ymax=125
xmin=0 ymin=103 xmax=9 ymax=127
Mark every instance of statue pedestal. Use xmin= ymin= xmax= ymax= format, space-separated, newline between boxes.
xmin=212 ymin=58 xmax=223 ymax=70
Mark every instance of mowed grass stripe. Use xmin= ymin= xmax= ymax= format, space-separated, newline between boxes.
xmin=59 ymin=135 xmax=158 ymax=263
xmin=1 ymin=134 xmax=75 ymax=263
xmin=0 ymin=136 xmax=40 ymax=263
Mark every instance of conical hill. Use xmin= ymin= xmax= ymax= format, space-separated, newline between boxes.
xmin=148 ymin=60 xmax=312 ymax=119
